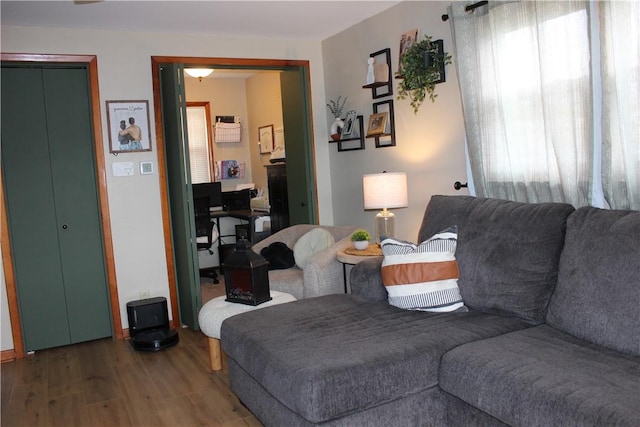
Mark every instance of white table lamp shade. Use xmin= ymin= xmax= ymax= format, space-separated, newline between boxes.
xmin=363 ymin=172 xmax=408 ymax=209
xmin=362 ymin=172 xmax=408 ymax=243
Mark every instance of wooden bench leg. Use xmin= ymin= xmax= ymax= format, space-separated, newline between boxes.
xmin=208 ymin=337 xmax=222 ymax=371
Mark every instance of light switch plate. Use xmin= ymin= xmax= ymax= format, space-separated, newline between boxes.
xmin=112 ymin=162 xmax=135 ymax=177
xmin=140 ymin=161 xmax=154 ymax=175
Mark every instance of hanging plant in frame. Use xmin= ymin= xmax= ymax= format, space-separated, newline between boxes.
xmin=397 ymin=35 xmax=452 ymax=114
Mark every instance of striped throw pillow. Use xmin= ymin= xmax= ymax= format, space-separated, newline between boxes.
xmin=381 ymin=226 xmax=465 ymax=312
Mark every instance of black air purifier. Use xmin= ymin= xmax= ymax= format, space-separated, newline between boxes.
xmin=126 ymin=297 xmax=179 ymax=351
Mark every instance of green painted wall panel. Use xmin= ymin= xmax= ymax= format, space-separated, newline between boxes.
xmin=280 ymin=69 xmax=316 ymax=225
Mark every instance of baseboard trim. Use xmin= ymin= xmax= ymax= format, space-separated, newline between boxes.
xmin=1 ymin=349 xmax=16 ymax=363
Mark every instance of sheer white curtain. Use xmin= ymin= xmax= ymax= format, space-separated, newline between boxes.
xmin=448 ymin=1 xmax=593 ymax=207
xmin=600 ymin=1 xmax=640 ymax=210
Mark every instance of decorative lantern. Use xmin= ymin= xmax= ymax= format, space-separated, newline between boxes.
xmin=223 ymin=239 xmax=272 ymax=305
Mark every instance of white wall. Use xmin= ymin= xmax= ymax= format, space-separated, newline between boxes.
xmin=323 ymin=1 xmax=470 ymax=242
xmin=0 ymin=25 xmax=332 ymax=349
xmin=246 ymin=72 xmax=285 ymax=190
xmin=185 ymin=76 xmax=254 ymax=191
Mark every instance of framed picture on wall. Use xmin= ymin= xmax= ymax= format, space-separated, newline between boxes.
xmin=366 ymin=112 xmax=388 ymax=137
xmin=398 ymin=28 xmax=419 ymax=75
xmin=106 ymin=100 xmax=152 ymax=154
xmin=341 ymin=110 xmax=358 ymax=138
xmin=259 ymin=124 xmax=274 ymax=154
xmin=274 ymin=127 xmax=285 ymax=149
xmin=373 ymin=99 xmax=396 ymax=148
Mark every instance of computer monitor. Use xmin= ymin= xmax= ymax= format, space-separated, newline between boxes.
xmin=222 ymin=189 xmax=251 ymax=211
xmin=192 ymin=181 xmax=223 ymax=208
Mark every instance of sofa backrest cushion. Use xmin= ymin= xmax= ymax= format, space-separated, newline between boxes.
xmin=546 ymin=206 xmax=640 ymax=356
xmin=419 ymin=196 xmax=575 ymax=324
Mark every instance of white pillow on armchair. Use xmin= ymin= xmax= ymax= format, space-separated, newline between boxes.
xmin=293 ymin=228 xmax=335 ymax=269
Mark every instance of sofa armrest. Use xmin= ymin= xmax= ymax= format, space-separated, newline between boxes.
xmin=302 ymin=236 xmax=353 ymax=298
xmin=350 ymin=258 xmax=387 ymax=303
xmin=251 ymin=224 xmax=318 ymax=254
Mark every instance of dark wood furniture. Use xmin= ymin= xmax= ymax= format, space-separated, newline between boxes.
xmin=266 ymin=164 xmax=290 ymax=233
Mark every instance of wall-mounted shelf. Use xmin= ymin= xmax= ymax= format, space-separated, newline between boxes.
xmin=362 ymin=82 xmax=390 ymax=89
xmin=338 ymin=115 xmax=365 ymax=152
xmin=362 ymin=48 xmax=393 ymax=99
xmin=329 ymin=115 xmax=365 ymax=152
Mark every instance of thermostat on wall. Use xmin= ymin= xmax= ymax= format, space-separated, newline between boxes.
xmin=140 ymin=161 xmax=154 ymax=175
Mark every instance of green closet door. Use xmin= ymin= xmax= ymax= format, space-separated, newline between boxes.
xmin=2 ymin=67 xmax=71 ymax=350
xmin=1 ymin=66 xmax=111 ymax=351
xmin=42 ymin=68 xmax=112 ymax=344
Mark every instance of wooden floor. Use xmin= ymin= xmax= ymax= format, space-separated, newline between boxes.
xmin=0 ymin=327 xmax=262 ymax=427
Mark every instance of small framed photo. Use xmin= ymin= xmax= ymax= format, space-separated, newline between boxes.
xmin=274 ymin=127 xmax=285 ymax=149
xmin=366 ymin=112 xmax=388 ymax=137
xmin=373 ymin=99 xmax=396 ymax=148
xmin=259 ymin=124 xmax=274 ymax=154
xmin=106 ymin=100 xmax=152 ymax=154
xmin=398 ymin=28 xmax=419 ymax=75
xmin=341 ymin=110 xmax=358 ymax=138
xmin=338 ymin=115 xmax=365 ymax=152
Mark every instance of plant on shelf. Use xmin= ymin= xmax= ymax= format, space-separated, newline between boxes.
xmin=326 ymin=96 xmax=348 ymax=141
xmin=351 ymin=229 xmax=371 ymax=250
xmin=326 ymin=96 xmax=347 ymax=118
xmin=397 ymin=35 xmax=452 ymax=114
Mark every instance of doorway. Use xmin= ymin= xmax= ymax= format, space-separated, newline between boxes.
xmin=151 ymin=56 xmax=318 ymax=329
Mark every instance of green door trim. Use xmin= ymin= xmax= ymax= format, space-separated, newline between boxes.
xmin=158 ymin=63 xmax=202 ymax=329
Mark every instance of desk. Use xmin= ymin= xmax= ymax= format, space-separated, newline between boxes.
xmin=210 ymin=209 xmax=271 ymax=245
xmin=336 ymin=246 xmax=383 ymax=293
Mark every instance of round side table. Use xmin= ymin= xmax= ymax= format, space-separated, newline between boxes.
xmin=336 ymin=246 xmax=383 ymax=293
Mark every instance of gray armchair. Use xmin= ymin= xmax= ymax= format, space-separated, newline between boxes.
xmin=251 ymin=224 xmax=358 ymax=299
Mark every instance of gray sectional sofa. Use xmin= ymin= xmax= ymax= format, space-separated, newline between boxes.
xmin=221 ymin=195 xmax=640 ymax=426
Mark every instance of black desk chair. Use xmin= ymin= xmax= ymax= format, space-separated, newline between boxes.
xmin=194 ymin=197 xmax=219 ymax=284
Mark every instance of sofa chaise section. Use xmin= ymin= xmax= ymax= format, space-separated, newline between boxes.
xmin=222 ymin=294 xmax=530 ymax=425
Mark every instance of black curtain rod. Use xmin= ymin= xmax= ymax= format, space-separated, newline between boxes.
xmin=441 ymin=1 xmax=488 ymax=22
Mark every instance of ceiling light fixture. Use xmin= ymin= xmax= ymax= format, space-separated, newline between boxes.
xmin=185 ymin=68 xmax=214 ymax=81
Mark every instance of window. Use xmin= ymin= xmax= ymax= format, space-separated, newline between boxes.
xmin=186 ymin=103 xmax=214 ymax=184
xmin=600 ymin=1 xmax=640 ymax=209
xmin=450 ymin=1 xmax=638 ymax=209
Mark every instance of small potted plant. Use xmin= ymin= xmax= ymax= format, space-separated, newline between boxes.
xmin=351 ymin=229 xmax=371 ymax=250
xmin=326 ymin=96 xmax=347 ymax=141
xmin=397 ymin=35 xmax=452 ymax=114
